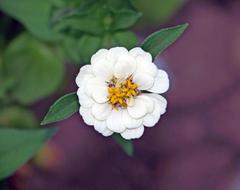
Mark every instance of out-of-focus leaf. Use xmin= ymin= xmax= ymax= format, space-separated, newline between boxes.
xmin=63 ymin=36 xmax=82 ymax=63
xmin=41 ymin=92 xmax=79 ymax=125
xmin=78 ymin=34 xmax=102 ymax=63
xmin=0 ymin=0 xmax=60 ymax=41
xmin=112 ymin=31 xmax=138 ymax=49
xmin=63 ymin=34 xmax=101 ymax=64
xmin=111 ymin=9 xmax=142 ymax=31
xmin=52 ymin=0 xmax=141 ymax=35
xmin=131 ymin=0 xmax=185 ymax=25
xmin=107 ymin=0 xmax=135 ymax=10
xmin=0 ymin=107 xmax=38 ymax=129
xmin=142 ymin=23 xmax=188 ymax=58
xmin=53 ymin=2 xmax=106 ymax=35
xmin=0 ymin=127 xmax=57 ymax=180
xmin=3 ymin=33 xmax=64 ymax=105
xmin=112 ymin=134 xmax=133 ymax=156
xmin=0 ymin=77 xmax=15 ymax=100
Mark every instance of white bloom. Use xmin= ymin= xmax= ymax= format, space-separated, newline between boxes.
xmin=76 ymin=47 xmax=169 ymax=140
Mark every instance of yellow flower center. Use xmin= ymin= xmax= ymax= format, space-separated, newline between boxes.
xmin=107 ymin=76 xmax=139 ymax=109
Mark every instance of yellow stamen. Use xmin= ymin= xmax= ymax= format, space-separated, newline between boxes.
xmin=107 ymin=76 xmax=139 ymax=109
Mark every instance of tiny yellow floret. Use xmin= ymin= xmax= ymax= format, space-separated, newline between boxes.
xmin=107 ymin=76 xmax=139 ymax=109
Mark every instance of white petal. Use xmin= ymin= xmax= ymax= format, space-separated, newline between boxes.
xmin=92 ymin=58 xmax=114 ymax=79
xmin=91 ymin=49 xmax=108 ymax=65
xmin=77 ymin=88 xmax=94 ymax=108
xmin=127 ymin=96 xmax=148 ymax=119
xmin=106 ymin=109 xmax=126 ymax=133
xmin=133 ymin=73 xmax=154 ymax=90
xmin=120 ymin=125 xmax=144 ymax=140
xmin=129 ymin=47 xmax=152 ymax=62
xmin=114 ymin=55 xmax=136 ymax=79
xmin=85 ymin=77 xmax=106 ymax=97
xmin=148 ymin=94 xmax=167 ymax=114
xmin=143 ymin=94 xmax=167 ymax=127
xmin=122 ymin=110 xmax=142 ymax=129
xmin=92 ymin=86 xmax=108 ymax=103
xmin=102 ymin=128 xmax=113 ymax=137
xmin=92 ymin=103 xmax=112 ymax=120
xmin=148 ymin=69 xmax=169 ymax=94
xmin=75 ymin=65 xmax=93 ymax=87
xmin=108 ymin=47 xmax=128 ymax=62
xmin=79 ymin=107 xmax=95 ymax=126
xmin=94 ymin=120 xmax=107 ymax=133
xmin=138 ymin=94 xmax=154 ymax=113
xmin=134 ymin=58 xmax=157 ymax=77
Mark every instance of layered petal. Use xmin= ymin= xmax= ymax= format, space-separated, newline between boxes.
xmin=92 ymin=58 xmax=114 ymax=79
xmin=148 ymin=69 xmax=169 ymax=94
xmin=77 ymin=88 xmax=94 ymax=108
xmin=92 ymin=86 xmax=108 ymax=103
xmin=129 ymin=47 xmax=152 ymax=62
xmin=94 ymin=120 xmax=113 ymax=136
xmin=120 ymin=125 xmax=144 ymax=140
xmin=91 ymin=49 xmax=108 ymax=65
xmin=143 ymin=94 xmax=167 ymax=127
xmin=133 ymin=73 xmax=154 ymax=90
xmin=127 ymin=95 xmax=153 ymax=119
xmin=108 ymin=47 xmax=128 ymax=63
xmin=114 ymin=55 xmax=136 ymax=79
xmin=106 ymin=109 xmax=126 ymax=133
xmin=76 ymin=66 xmax=94 ymax=88
xmin=85 ymin=77 xmax=107 ymax=96
xmin=79 ymin=107 xmax=94 ymax=126
xmin=91 ymin=103 xmax=112 ymax=120
xmin=122 ymin=110 xmax=143 ymax=129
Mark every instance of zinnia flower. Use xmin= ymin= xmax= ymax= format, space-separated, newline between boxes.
xmin=76 ymin=47 xmax=169 ymax=140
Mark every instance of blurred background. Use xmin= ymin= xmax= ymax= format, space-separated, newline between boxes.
xmin=1 ymin=0 xmax=240 ymax=189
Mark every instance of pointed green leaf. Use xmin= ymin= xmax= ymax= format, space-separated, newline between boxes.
xmin=141 ymin=23 xmax=188 ymax=58
xmin=0 ymin=127 xmax=57 ymax=180
xmin=0 ymin=0 xmax=60 ymax=41
xmin=41 ymin=92 xmax=79 ymax=125
xmin=112 ymin=134 xmax=133 ymax=156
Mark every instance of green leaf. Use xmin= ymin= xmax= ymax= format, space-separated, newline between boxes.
xmin=112 ymin=134 xmax=133 ymax=156
xmin=0 ymin=107 xmax=38 ymax=129
xmin=131 ymin=0 xmax=185 ymax=24
xmin=0 ymin=77 xmax=15 ymax=100
xmin=0 ymin=127 xmax=57 ymax=179
xmin=0 ymin=0 xmax=60 ymax=41
xmin=141 ymin=23 xmax=188 ymax=58
xmin=3 ymin=33 xmax=64 ymax=105
xmin=53 ymin=2 xmax=106 ymax=35
xmin=78 ymin=34 xmax=102 ymax=63
xmin=111 ymin=9 xmax=142 ymax=31
xmin=112 ymin=31 xmax=138 ymax=49
xmin=41 ymin=92 xmax=79 ymax=125
xmin=62 ymin=36 xmax=82 ymax=63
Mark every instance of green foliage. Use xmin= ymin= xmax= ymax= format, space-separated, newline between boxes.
xmin=3 ymin=33 xmax=64 ymax=105
xmin=0 ymin=127 xmax=57 ymax=179
xmin=78 ymin=34 xmax=102 ymax=63
xmin=112 ymin=134 xmax=133 ymax=156
xmin=142 ymin=23 xmax=188 ymax=58
xmin=132 ymin=0 xmax=185 ymax=25
xmin=0 ymin=107 xmax=38 ymax=129
xmin=53 ymin=0 xmax=141 ymax=35
xmin=112 ymin=31 xmax=138 ymax=49
xmin=0 ymin=0 xmax=60 ymax=41
xmin=41 ymin=93 xmax=79 ymax=125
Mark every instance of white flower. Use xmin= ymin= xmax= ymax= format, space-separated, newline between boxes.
xmin=76 ymin=47 xmax=169 ymax=140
